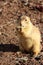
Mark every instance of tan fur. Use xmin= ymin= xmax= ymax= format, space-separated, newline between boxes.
xmin=18 ymin=15 xmax=41 ymax=57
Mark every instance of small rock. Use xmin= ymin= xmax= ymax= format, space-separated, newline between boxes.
xmin=21 ymin=0 xmax=28 ymax=5
xmin=0 ymin=8 xmax=2 ymax=15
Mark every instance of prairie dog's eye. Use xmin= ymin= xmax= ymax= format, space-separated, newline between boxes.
xmin=25 ymin=19 xmax=27 ymax=21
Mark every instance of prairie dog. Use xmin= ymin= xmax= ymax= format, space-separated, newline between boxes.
xmin=17 ymin=15 xmax=41 ymax=57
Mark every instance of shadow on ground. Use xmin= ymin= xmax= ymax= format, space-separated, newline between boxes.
xmin=0 ymin=44 xmax=19 ymax=52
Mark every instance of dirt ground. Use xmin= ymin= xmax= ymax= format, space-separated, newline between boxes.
xmin=0 ymin=0 xmax=43 ymax=65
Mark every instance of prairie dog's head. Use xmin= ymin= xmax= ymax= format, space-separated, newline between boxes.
xmin=20 ymin=15 xmax=32 ymax=29
xmin=17 ymin=15 xmax=32 ymax=34
xmin=20 ymin=15 xmax=32 ymax=33
xmin=21 ymin=15 xmax=31 ymax=27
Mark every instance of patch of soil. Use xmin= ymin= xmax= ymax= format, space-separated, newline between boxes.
xmin=0 ymin=0 xmax=43 ymax=65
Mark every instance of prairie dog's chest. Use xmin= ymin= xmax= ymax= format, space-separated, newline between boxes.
xmin=20 ymin=34 xmax=33 ymax=50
